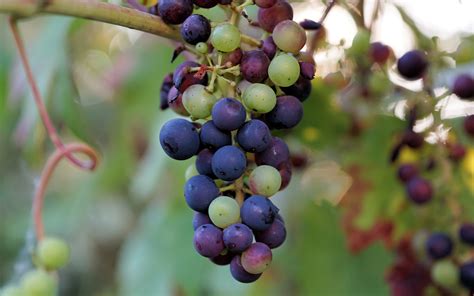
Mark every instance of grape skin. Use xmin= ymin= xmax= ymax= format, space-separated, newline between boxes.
xmin=200 ymin=121 xmax=232 ymax=151
xmin=159 ymin=119 xmax=200 ymax=160
xmin=211 ymin=146 xmax=247 ymax=181
xmin=459 ymin=223 xmax=474 ymax=245
xmin=241 ymin=50 xmax=270 ymax=83
xmin=425 ymin=233 xmax=453 ymax=260
xmin=255 ymin=137 xmax=290 ymax=168
xmin=241 ymin=242 xmax=273 ymax=274
xmin=230 ymin=255 xmax=262 ymax=283
xmin=406 ymin=177 xmax=433 ymax=204
xmin=212 ymin=98 xmax=247 ymax=131
xmin=209 ymin=196 xmax=241 ymax=228
xmin=268 ymin=53 xmax=300 ymax=87
xmin=265 ymin=95 xmax=303 ymax=129
xmin=243 ymin=83 xmax=277 ymax=114
xmin=272 ymin=20 xmax=306 ymax=54
xmin=37 ymin=237 xmax=70 ymax=270
xmin=181 ymin=14 xmax=211 ymax=45
xmin=196 ymin=148 xmax=216 ymax=178
xmin=184 ymin=175 xmax=220 ymax=212
xmin=397 ymin=50 xmax=428 ymax=80
xmin=182 ymin=84 xmax=217 ymax=119
xmin=249 ymin=165 xmax=282 ymax=197
xmin=257 ymin=0 xmax=293 ymax=33
xmin=236 ymin=120 xmax=272 ymax=153
xmin=255 ymin=219 xmax=286 ymax=248
xmin=241 ymin=195 xmax=277 ymax=231
xmin=193 ymin=224 xmax=225 ymax=258
xmin=223 ymin=223 xmax=254 ymax=252
xmin=211 ymin=23 xmax=241 ymax=53
xmin=158 ymin=0 xmax=193 ymax=25
xmin=192 ymin=212 xmax=212 ymax=230
xmin=281 ymin=76 xmax=312 ymax=102
xmin=173 ymin=61 xmax=208 ymax=93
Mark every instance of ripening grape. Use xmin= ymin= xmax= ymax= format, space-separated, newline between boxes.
xmin=20 ymin=270 xmax=56 ymax=296
xmin=230 ymin=255 xmax=262 ymax=283
xmin=460 ymin=261 xmax=474 ymax=290
xmin=212 ymin=98 xmax=246 ymax=131
xmin=211 ymin=145 xmax=247 ymax=181
xmin=243 ymin=83 xmax=277 ymax=113
xmin=182 ymin=84 xmax=217 ymax=119
xmin=159 ymin=119 xmax=200 ymax=160
xmin=193 ymin=212 xmax=212 ymax=230
xmin=158 ymin=0 xmax=193 ymax=25
xmin=459 ymin=223 xmax=474 ymax=245
xmin=425 ymin=233 xmax=453 ymax=260
xmin=211 ymin=23 xmax=241 ymax=52
xmin=272 ymin=20 xmax=306 ymax=54
xmin=223 ymin=48 xmax=243 ymax=66
xmin=406 ymin=177 xmax=433 ymax=204
xmin=184 ymin=175 xmax=220 ymax=212
xmin=241 ymin=50 xmax=270 ymax=83
xmin=249 ymin=165 xmax=282 ymax=197
xmin=236 ymin=120 xmax=272 ymax=153
xmin=167 ymin=87 xmax=189 ymax=116
xmin=209 ymin=196 xmax=241 ymax=228
xmin=348 ymin=30 xmax=370 ymax=57
xmin=268 ymin=53 xmax=300 ymax=87
xmin=241 ymin=242 xmax=273 ymax=274
xmin=454 ymin=39 xmax=474 ymax=64
xmin=370 ymin=42 xmax=391 ymax=64
xmin=397 ymin=50 xmax=428 ymax=80
xmin=255 ymin=137 xmax=290 ymax=168
xmin=223 ymin=223 xmax=253 ymax=252
xmin=255 ymin=219 xmax=286 ymax=248
xmin=37 ymin=237 xmax=70 ymax=270
xmin=181 ymin=14 xmax=211 ymax=45
xmin=265 ymin=95 xmax=303 ymax=129
xmin=193 ymin=224 xmax=225 ymax=258
xmin=431 ymin=260 xmax=458 ymax=288
xmin=241 ymin=195 xmax=277 ymax=231
xmin=258 ymin=0 xmax=293 ymax=32
xmin=200 ymin=121 xmax=232 ymax=150
xmin=452 ymin=74 xmax=474 ymax=100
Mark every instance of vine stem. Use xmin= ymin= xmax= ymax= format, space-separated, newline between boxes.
xmin=33 ymin=143 xmax=99 ymax=241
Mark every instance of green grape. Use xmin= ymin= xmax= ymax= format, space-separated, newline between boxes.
xmin=196 ymin=42 xmax=208 ymax=54
xmin=348 ymin=30 xmax=371 ymax=57
xmin=249 ymin=165 xmax=282 ymax=197
xmin=208 ymin=196 xmax=240 ymax=228
xmin=454 ymin=38 xmax=474 ymax=64
xmin=210 ymin=23 xmax=241 ymax=53
xmin=268 ymin=54 xmax=300 ymax=87
xmin=272 ymin=20 xmax=307 ymax=54
xmin=182 ymin=84 xmax=217 ymax=119
xmin=368 ymin=72 xmax=391 ymax=95
xmin=185 ymin=163 xmax=199 ymax=180
xmin=37 ymin=237 xmax=70 ymax=270
xmin=431 ymin=260 xmax=458 ymax=288
xmin=243 ymin=83 xmax=276 ymax=113
xmin=20 ymin=270 xmax=56 ymax=296
xmin=0 ymin=286 xmax=24 ymax=296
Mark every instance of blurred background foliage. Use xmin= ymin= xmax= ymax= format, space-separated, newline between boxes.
xmin=0 ymin=0 xmax=473 ymax=295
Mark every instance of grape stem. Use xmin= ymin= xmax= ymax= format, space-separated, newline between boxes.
xmin=219 ymin=184 xmax=236 ymax=192
xmin=235 ymin=176 xmax=245 ymax=206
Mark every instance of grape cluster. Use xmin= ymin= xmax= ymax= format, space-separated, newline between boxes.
xmin=152 ymin=0 xmax=314 ymax=283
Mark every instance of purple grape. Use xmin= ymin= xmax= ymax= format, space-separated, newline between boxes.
xmin=241 ymin=195 xmax=277 ymax=231
xmin=160 ymin=73 xmax=173 ymax=110
xmin=258 ymin=0 xmax=293 ymax=33
xmin=452 ymin=74 xmax=474 ymax=100
xmin=212 ymin=98 xmax=247 ymax=131
xmin=196 ymin=148 xmax=216 ymax=178
xmin=230 ymin=255 xmax=262 ymax=283
xmin=210 ymin=252 xmax=234 ymax=265
xmin=460 ymin=261 xmax=474 ymax=290
xmin=465 ymin=115 xmax=474 ymax=137
xmin=299 ymin=62 xmax=315 ymax=80
xmin=406 ymin=177 xmax=433 ymax=204
xmin=255 ymin=219 xmax=286 ymax=249
xmin=184 ymin=175 xmax=220 ymax=212
xmin=211 ymin=146 xmax=247 ymax=181
xmin=167 ymin=86 xmax=189 ymax=116
xmin=181 ymin=14 xmax=211 ymax=45
xmin=425 ymin=233 xmax=453 ymax=260
xmin=193 ymin=224 xmax=225 ymax=258
xmin=223 ymin=48 xmax=243 ymax=66
xmin=158 ymin=0 xmax=193 ymax=25
xmin=241 ymin=50 xmax=270 ymax=83
xmin=278 ymin=161 xmax=292 ymax=190
xmin=173 ymin=61 xmax=208 ymax=93
xmin=402 ymin=130 xmax=424 ymax=149
xmin=223 ymin=223 xmax=254 ymax=253
xmin=255 ymin=137 xmax=290 ymax=168
xmin=448 ymin=143 xmax=466 ymax=161
xmin=255 ymin=0 xmax=277 ymax=8
xmin=236 ymin=120 xmax=272 ymax=153
xmin=262 ymin=36 xmax=277 ymax=59
xmin=193 ymin=0 xmax=219 ymax=8
xmin=193 ymin=212 xmax=212 ymax=230
xmin=241 ymin=242 xmax=272 ymax=274
xmin=397 ymin=50 xmax=428 ymax=80
xmin=370 ymin=42 xmax=391 ymax=65
xmin=159 ymin=119 xmax=200 ymax=160
xmin=281 ymin=76 xmax=312 ymax=102
xmin=265 ymin=96 xmax=303 ymax=129
xmin=397 ymin=163 xmax=418 ymax=183
xmin=199 ymin=121 xmax=232 ymax=150
xmin=460 ymin=223 xmax=474 ymax=245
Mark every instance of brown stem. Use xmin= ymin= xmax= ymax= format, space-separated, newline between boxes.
xmin=308 ymin=0 xmax=337 ymax=54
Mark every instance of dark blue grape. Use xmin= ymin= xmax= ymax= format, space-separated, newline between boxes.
xmin=402 ymin=131 xmax=424 ymax=149
xmin=193 ymin=212 xmax=212 ymax=230
xmin=281 ymin=76 xmax=312 ymax=102
xmin=160 ymin=73 xmax=173 ymax=110
xmin=236 ymin=120 xmax=271 ymax=152
xmin=255 ymin=219 xmax=286 ymax=249
xmin=159 ymin=119 xmax=200 ymax=160
xmin=223 ymin=223 xmax=253 ymax=253
xmin=210 ymin=252 xmax=234 ymax=265
xmin=406 ymin=177 xmax=433 ymax=204
xmin=241 ymin=50 xmax=270 ymax=83
xmin=262 ymin=36 xmax=277 ymax=59
xmin=196 ymin=148 xmax=216 ymax=178
xmin=255 ymin=137 xmax=290 ymax=168
xmin=212 ymin=98 xmax=247 ymax=131
xmin=299 ymin=19 xmax=321 ymax=30
xmin=211 ymin=146 xmax=247 ymax=181
xmin=193 ymin=224 xmax=225 ymax=258
xmin=241 ymin=195 xmax=276 ymax=231
xmin=397 ymin=163 xmax=418 ymax=183
xmin=460 ymin=223 xmax=474 ymax=245
xmin=426 ymin=233 xmax=453 ymax=260
xmin=193 ymin=0 xmax=219 ymax=8
xmin=460 ymin=261 xmax=474 ymax=290
xmin=200 ymin=121 xmax=232 ymax=150
xmin=265 ymin=96 xmax=303 ymax=129
xmin=230 ymin=255 xmax=262 ymax=283
xmin=452 ymin=74 xmax=474 ymax=100
xmin=181 ymin=14 xmax=211 ymax=45
xmin=173 ymin=61 xmax=208 ymax=93
xmin=397 ymin=50 xmax=428 ymax=80
xmin=184 ymin=175 xmax=219 ymax=212
xmin=158 ymin=0 xmax=193 ymax=25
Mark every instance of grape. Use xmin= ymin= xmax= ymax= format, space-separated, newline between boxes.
xmin=196 ymin=148 xmax=216 ymax=178
xmin=236 ymin=120 xmax=272 ymax=153
xmin=211 ymin=23 xmax=241 ymax=53
xmin=159 ymin=119 xmax=200 ymax=160
xmin=159 ymin=73 xmax=173 ymax=110
xmin=196 ymin=42 xmax=208 ymax=54
xmin=200 ymin=121 xmax=232 ymax=150
xmin=370 ymin=42 xmax=391 ymax=64
xmin=193 ymin=224 xmax=225 ymax=258
xmin=460 ymin=261 xmax=474 ymax=290
xmin=210 ymin=251 xmax=234 ymax=265
xmin=425 ymin=232 xmax=453 ymax=260
xmin=223 ymin=223 xmax=253 ymax=252
xmin=402 ymin=130 xmax=424 ymax=149
xmin=397 ymin=163 xmax=418 ymax=183
xmin=230 ymin=255 xmax=262 ymax=283
xmin=185 ymin=163 xmax=199 ymax=180
xmin=193 ymin=212 xmax=212 ymax=230
xmin=262 ymin=36 xmax=277 ymax=60
xmin=249 ymin=165 xmax=281 ymax=197
xmin=167 ymin=86 xmax=190 ymax=116
xmin=265 ymin=95 xmax=303 ymax=129
xmin=448 ymin=143 xmax=466 ymax=161
xmin=219 ymin=0 xmax=232 ymax=4
xmin=223 ymin=48 xmax=243 ymax=66
xmin=211 ymin=146 xmax=247 ymax=181
xmin=258 ymin=0 xmax=293 ymax=33
xmin=181 ymin=14 xmax=211 ymax=45
xmin=212 ymin=98 xmax=246 ymax=131
xmin=397 ymin=50 xmax=428 ymax=80
xmin=242 ymin=83 xmax=277 ymax=113
xmin=452 ymin=74 xmax=474 ymax=100
xmin=406 ymin=177 xmax=433 ymax=204
xmin=255 ymin=137 xmax=290 ymax=168
xmin=459 ymin=223 xmax=474 ymax=245
xmin=0 ymin=286 xmax=24 ymax=296
xmin=255 ymin=219 xmax=286 ymax=249
xmin=454 ymin=39 xmax=474 ymax=64
xmin=241 ymin=50 xmax=270 ymax=83
xmin=431 ymin=260 xmax=458 ymax=288
xmin=173 ymin=61 xmax=208 ymax=93
xmin=37 ymin=237 xmax=70 ymax=270
xmin=299 ymin=19 xmax=321 ymax=30
xmin=209 ymin=196 xmax=241 ymax=228
xmin=241 ymin=195 xmax=277 ymax=231
xmin=193 ymin=0 xmax=218 ymax=8
xmin=465 ymin=115 xmax=474 ymax=137
xmin=299 ymin=62 xmax=315 ymax=80
xmin=241 ymin=242 xmax=272 ymax=274
xmin=278 ymin=161 xmax=292 ymax=190
xmin=184 ymin=175 xmax=220 ymax=212
xmin=272 ymin=20 xmax=306 ymax=54
xmin=268 ymin=53 xmax=300 ymax=87
xmin=255 ymin=0 xmax=276 ymax=8
xmin=158 ymin=0 xmax=193 ymax=24
xmin=20 ymin=269 xmax=56 ymax=296
xmin=348 ymin=30 xmax=370 ymax=57
xmin=281 ymin=76 xmax=312 ymax=102
xmin=182 ymin=84 xmax=217 ymax=119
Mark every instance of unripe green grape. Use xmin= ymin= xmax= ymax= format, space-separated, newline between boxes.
xmin=243 ymin=83 xmax=276 ymax=113
xmin=249 ymin=165 xmax=281 ymax=197
xmin=268 ymin=54 xmax=300 ymax=87
xmin=20 ymin=270 xmax=56 ymax=296
xmin=211 ymin=23 xmax=241 ymax=52
xmin=208 ymin=196 xmax=240 ymax=228
xmin=431 ymin=260 xmax=458 ymax=289
xmin=348 ymin=30 xmax=371 ymax=57
xmin=37 ymin=237 xmax=70 ymax=270
xmin=196 ymin=42 xmax=208 ymax=54
xmin=0 ymin=286 xmax=24 ymax=296
xmin=454 ymin=39 xmax=474 ymax=64
xmin=368 ymin=72 xmax=390 ymax=95
xmin=272 ymin=20 xmax=307 ymax=54
xmin=185 ymin=163 xmax=199 ymax=180
xmin=182 ymin=84 xmax=217 ymax=119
